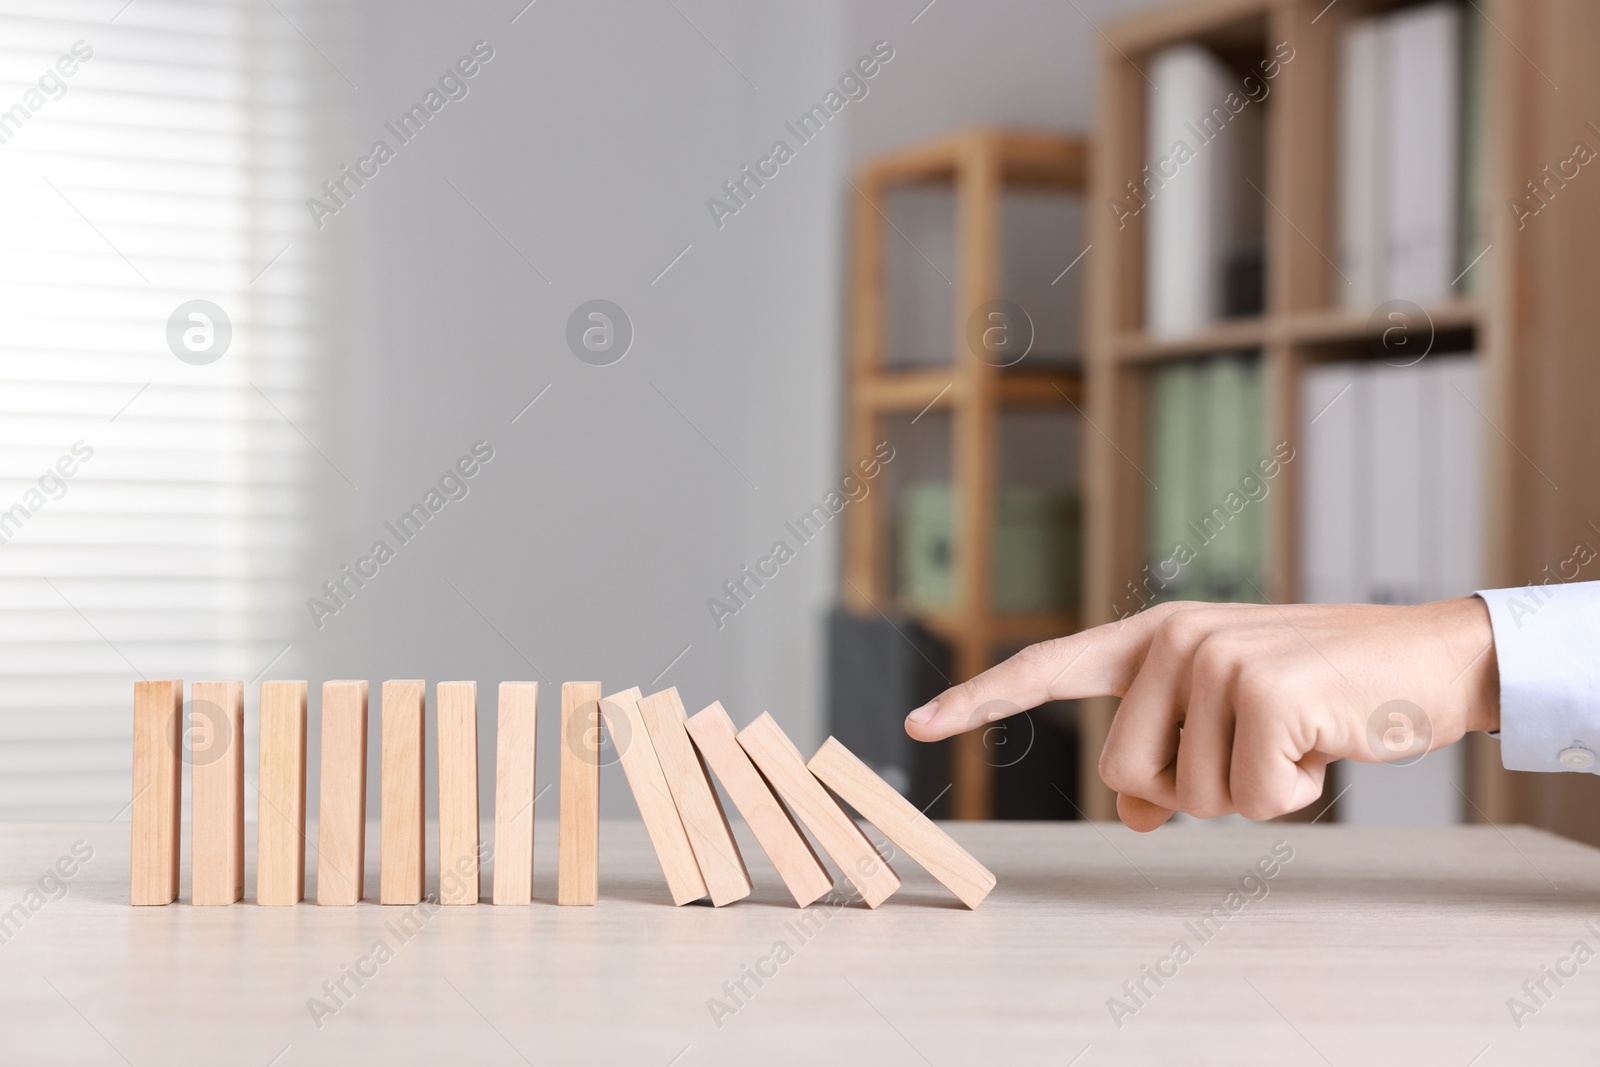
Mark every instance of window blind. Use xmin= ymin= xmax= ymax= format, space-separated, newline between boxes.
xmin=0 ymin=0 xmax=318 ymax=817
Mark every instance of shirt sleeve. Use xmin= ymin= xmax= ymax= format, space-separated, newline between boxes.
xmin=1477 ymin=581 xmax=1600 ymax=774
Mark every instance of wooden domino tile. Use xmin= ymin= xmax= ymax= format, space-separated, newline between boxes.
xmin=380 ymin=680 xmax=426 ymax=906
xmin=738 ymin=712 xmax=900 ymax=908
xmin=190 ymin=680 xmax=244 ymax=906
xmin=558 ymin=681 xmax=601 ymax=906
xmin=808 ymin=736 xmax=996 ymax=909
xmin=636 ymin=688 xmax=751 ymax=907
xmin=686 ymin=701 xmax=831 ymax=908
xmin=599 ymin=686 xmax=706 ymax=906
xmin=131 ymin=679 xmax=182 ymax=905
xmin=256 ymin=681 xmax=308 ymax=906
xmin=316 ymin=680 xmax=368 ymax=906
xmin=492 ymin=681 xmax=538 ymax=906
xmin=437 ymin=681 xmax=481 ymax=905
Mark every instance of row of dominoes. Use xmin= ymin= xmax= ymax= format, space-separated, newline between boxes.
xmin=130 ymin=679 xmax=995 ymax=909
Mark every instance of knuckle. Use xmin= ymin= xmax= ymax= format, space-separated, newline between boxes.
xmin=1098 ymin=750 xmax=1140 ymax=795
xmin=1232 ymin=782 xmax=1288 ymax=822
xmin=1175 ymin=778 xmax=1229 ymax=820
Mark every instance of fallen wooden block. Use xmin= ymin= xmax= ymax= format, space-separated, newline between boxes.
xmin=738 ymin=712 xmax=899 ymax=908
xmin=190 ymin=680 xmax=244 ymax=906
xmin=637 ymin=688 xmax=751 ymax=907
xmin=808 ymin=736 xmax=996 ymax=909
xmin=131 ymin=679 xmax=183 ymax=905
xmin=599 ymin=686 xmax=706 ymax=906
xmin=686 ymin=701 xmax=830 ymax=908
xmin=257 ymin=680 xmax=308 ymax=906
xmin=380 ymin=680 xmax=426 ymax=906
xmin=492 ymin=681 xmax=538 ymax=906
xmin=316 ymin=680 xmax=368 ymax=906
xmin=558 ymin=681 xmax=601 ymax=906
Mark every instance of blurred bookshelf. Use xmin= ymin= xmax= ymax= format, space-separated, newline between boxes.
xmin=1084 ymin=0 xmax=1600 ymax=842
xmin=839 ymin=129 xmax=1088 ymax=821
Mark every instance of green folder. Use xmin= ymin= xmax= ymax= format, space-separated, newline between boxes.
xmin=898 ymin=483 xmax=1082 ymax=613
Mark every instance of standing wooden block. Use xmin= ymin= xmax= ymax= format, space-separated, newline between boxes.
xmin=257 ymin=680 xmax=308 ymax=906
xmin=599 ymin=687 xmax=706 ymax=906
xmin=380 ymin=680 xmax=426 ymax=905
xmin=492 ymin=682 xmax=538 ymax=906
xmin=437 ymin=681 xmax=480 ymax=906
xmin=686 ymin=702 xmax=830 ymax=908
xmin=558 ymin=681 xmax=602 ymax=905
xmin=738 ymin=712 xmax=900 ymax=908
xmin=190 ymin=680 xmax=244 ymax=905
xmin=636 ymin=688 xmax=751 ymax=907
xmin=316 ymin=680 xmax=368 ymax=906
xmin=808 ymin=736 xmax=996 ymax=909
xmin=131 ymin=679 xmax=182 ymax=905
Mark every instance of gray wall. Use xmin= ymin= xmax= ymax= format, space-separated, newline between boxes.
xmin=285 ymin=0 xmax=1164 ymax=818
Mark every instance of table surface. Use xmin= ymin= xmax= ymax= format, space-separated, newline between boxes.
xmin=1 ymin=818 xmax=1597 ymax=1065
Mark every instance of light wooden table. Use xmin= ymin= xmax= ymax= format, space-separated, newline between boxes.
xmin=1 ymin=819 xmax=1595 ymax=1065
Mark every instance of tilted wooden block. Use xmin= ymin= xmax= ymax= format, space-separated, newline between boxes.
xmin=738 ymin=712 xmax=899 ymax=908
xmin=437 ymin=681 xmax=480 ymax=905
xmin=316 ymin=680 xmax=368 ymax=906
xmin=257 ymin=681 xmax=308 ymax=906
xmin=558 ymin=681 xmax=601 ymax=906
xmin=637 ymin=688 xmax=750 ymax=907
xmin=131 ymin=679 xmax=182 ymax=905
xmin=380 ymin=680 xmax=426 ymax=905
xmin=808 ymin=736 xmax=996 ymax=909
xmin=600 ymin=686 xmax=706 ymax=906
xmin=492 ymin=681 xmax=538 ymax=906
xmin=191 ymin=680 xmax=244 ymax=906
xmin=686 ymin=702 xmax=831 ymax=908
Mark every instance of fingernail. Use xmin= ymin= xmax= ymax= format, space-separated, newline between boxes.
xmin=906 ymin=701 xmax=939 ymax=725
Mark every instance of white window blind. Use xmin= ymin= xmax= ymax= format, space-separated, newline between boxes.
xmin=0 ymin=0 xmax=318 ymax=817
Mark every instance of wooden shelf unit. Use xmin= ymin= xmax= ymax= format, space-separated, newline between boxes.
xmin=842 ymin=128 xmax=1088 ymax=821
xmin=1083 ymin=0 xmax=1600 ymax=839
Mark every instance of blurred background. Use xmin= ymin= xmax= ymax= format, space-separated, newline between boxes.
xmin=3 ymin=0 xmax=1598 ymax=842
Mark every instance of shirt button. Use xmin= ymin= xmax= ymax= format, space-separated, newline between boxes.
xmin=1559 ymin=746 xmax=1595 ymax=770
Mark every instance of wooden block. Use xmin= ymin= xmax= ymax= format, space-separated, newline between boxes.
xmin=686 ymin=702 xmax=831 ymax=908
xmin=808 ymin=736 xmax=996 ymax=909
xmin=380 ymin=680 xmax=426 ymax=905
xmin=599 ymin=687 xmax=706 ymax=906
xmin=738 ymin=712 xmax=900 ymax=908
xmin=492 ymin=682 xmax=538 ymax=906
xmin=558 ymin=681 xmax=601 ymax=906
xmin=636 ymin=688 xmax=751 ymax=907
xmin=190 ymin=680 xmax=244 ymax=905
xmin=437 ymin=681 xmax=480 ymax=906
xmin=316 ymin=680 xmax=368 ymax=906
xmin=131 ymin=679 xmax=182 ymax=905
xmin=256 ymin=680 xmax=308 ymax=906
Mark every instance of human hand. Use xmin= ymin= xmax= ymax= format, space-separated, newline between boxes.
xmin=904 ymin=598 xmax=1499 ymax=830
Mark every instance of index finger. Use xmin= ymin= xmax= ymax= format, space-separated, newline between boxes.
xmin=903 ymin=604 xmax=1178 ymax=743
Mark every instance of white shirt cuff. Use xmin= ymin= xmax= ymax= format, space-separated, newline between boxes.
xmin=1477 ymin=581 xmax=1600 ymax=774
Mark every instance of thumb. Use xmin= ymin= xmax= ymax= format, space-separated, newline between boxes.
xmin=904 ymin=609 xmax=1166 ymax=743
